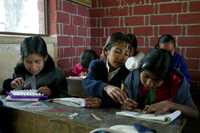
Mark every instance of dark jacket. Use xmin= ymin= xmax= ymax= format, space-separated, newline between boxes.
xmin=2 ymin=55 xmax=68 ymax=98
xmin=82 ymin=59 xmax=130 ymax=107
xmin=124 ymin=69 xmax=194 ymax=108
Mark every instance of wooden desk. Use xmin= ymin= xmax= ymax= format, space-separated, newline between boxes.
xmin=67 ymin=77 xmax=86 ymax=97
xmin=1 ymin=99 xmax=184 ymax=133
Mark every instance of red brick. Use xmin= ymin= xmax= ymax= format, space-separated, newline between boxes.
xmin=110 ymin=28 xmax=129 ymax=34
xmin=92 ymin=0 xmax=99 ymax=8
xmin=78 ymin=27 xmax=87 ymax=36
xmin=134 ymin=5 xmax=154 ymax=14
xmin=178 ymin=37 xmax=200 ymax=47
xmin=151 ymin=0 xmax=173 ymax=2
xmin=73 ymin=37 xmax=84 ymax=46
xmin=137 ymin=37 xmax=145 ymax=46
xmin=109 ymin=7 xmax=129 ymax=16
xmin=57 ymin=36 xmax=72 ymax=46
xmin=138 ymin=47 xmax=150 ymax=54
xmin=63 ymin=48 xmax=76 ymax=57
xmin=190 ymin=1 xmax=200 ymax=12
xmin=78 ymin=5 xmax=89 ymax=16
xmin=134 ymin=27 xmax=153 ymax=36
xmin=160 ymin=3 xmax=182 ymax=13
xmin=150 ymin=15 xmax=174 ymax=25
xmin=102 ymin=18 xmax=120 ymax=27
xmin=159 ymin=26 xmax=182 ymax=35
xmin=150 ymin=37 xmax=159 ymax=47
xmin=63 ymin=25 xmax=77 ymax=35
xmin=125 ymin=16 xmax=144 ymax=26
xmin=57 ymin=12 xmax=70 ymax=23
xmin=90 ymin=9 xmax=105 ymax=17
xmin=58 ymin=48 xmax=64 ymax=58
xmin=63 ymin=1 xmax=77 ymax=14
xmin=188 ymin=25 xmax=200 ymax=35
xmin=101 ymin=0 xmax=120 ymax=7
xmin=85 ymin=18 xmax=91 ymax=27
xmin=91 ymin=37 xmax=101 ymax=46
xmin=186 ymin=48 xmax=200 ymax=58
xmin=73 ymin=16 xmax=84 ymax=26
xmin=91 ymin=28 xmax=104 ymax=37
xmin=123 ymin=0 xmax=143 ymax=5
xmin=186 ymin=59 xmax=199 ymax=70
xmin=179 ymin=14 xmax=200 ymax=24
xmin=90 ymin=18 xmax=97 ymax=27
xmin=56 ymin=0 xmax=62 ymax=10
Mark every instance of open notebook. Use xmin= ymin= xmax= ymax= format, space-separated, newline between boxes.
xmin=116 ymin=110 xmax=181 ymax=124
xmin=52 ymin=97 xmax=86 ymax=107
xmin=6 ymin=90 xmax=48 ymax=102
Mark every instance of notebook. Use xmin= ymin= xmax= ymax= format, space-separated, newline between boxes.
xmin=52 ymin=97 xmax=86 ymax=107
xmin=6 ymin=89 xmax=48 ymax=101
xmin=116 ymin=110 xmax=181 ymax=124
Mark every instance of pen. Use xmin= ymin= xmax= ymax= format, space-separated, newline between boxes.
xmin=91 ymin=113 xmax=102 ymax=121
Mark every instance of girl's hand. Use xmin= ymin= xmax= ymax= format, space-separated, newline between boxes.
xmin=143 ymin=100 xmax=175 ymax=114
xmin=121 ymin=98 xmax=138 ymax=110
xmin=104 ymin=85 xmax=127 ymax=104
xmin=10 ymin=77 xmax=25 ymax=89
xmin=85 ymin=97 xmax=102 ymax=108
xmin=38 ymin=86 xmax=52 ymax=96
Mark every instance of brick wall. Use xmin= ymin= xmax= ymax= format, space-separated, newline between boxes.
xmin=49 ymin=0 xmax=93 ymax=75
xmin=90 ymin=0 xmax=200 ymax=85
xmin=49 ymin=0 xmax=200 ymax=85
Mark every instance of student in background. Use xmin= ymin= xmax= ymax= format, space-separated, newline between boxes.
xmin=155 ymin=34 xmax=191 ymax=82
xmin=82 ymin=32 xmax=130 ymax=107
xmin=125 ymin=33 xmax=145 ymax=71
xmin=3 ymin=35 xmax=68 ymax=98
xmin=123 ymin=48 xmax=199 ymax=118
xmin=71 ymin=49 xmax=99 ymax=77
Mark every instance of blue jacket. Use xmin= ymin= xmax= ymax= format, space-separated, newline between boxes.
xmin=82 ymin=59 xmax=130 ymax=107
xmin=172 ymin=52 xmax=191 ymax=82
xmin=124 ymin=69 xmax=194 ymax=108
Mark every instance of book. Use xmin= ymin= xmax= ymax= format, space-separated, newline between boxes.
xmin=6 ymin=89 xmax=48 ymax=102
xmin=116 ymin=110 xmax=181 ymax=124
xmin=52 ymin=97 xmax=86 ymax=107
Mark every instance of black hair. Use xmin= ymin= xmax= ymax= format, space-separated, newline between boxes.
xmin=80 ymin=49 xmax=99 ymax=68
xmin=104 ymin=32 xmax=127 ymax=51
xmin=155 ymin=34 xmax=176 ymax=48
xmin=20 ymin=35 xmax=48 ymax=59
xmin=20 ymin=35 xmax=55 ymax=72
xmin=126 ymin=33 xmax=138 ymax=49
xmin=140 ymin=48 xmax=172 ymax=80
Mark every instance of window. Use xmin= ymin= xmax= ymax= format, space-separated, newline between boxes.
xmin=0 ymin=0 xmax=47 ymax=35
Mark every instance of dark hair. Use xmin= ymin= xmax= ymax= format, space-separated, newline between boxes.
xmin=140 ymin=48 xmax=171 ymax=80
xmin=155 ymin=34 xmax=176 ymax=48
xmin=20 ymin=35 xmax=48 ymax=59
xmin=126 ymin=33 xmax=138 ymax=49
xmin=80 ymin=49 xmax=99 ymax=68
xmin=104 ymin=32 xmax=127 ymax=51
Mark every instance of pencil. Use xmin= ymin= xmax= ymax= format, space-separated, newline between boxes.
xmin=91 ymin=113 xmax=102 ymax=121
xmin=121 ymin=81 xmax=124 ymax=91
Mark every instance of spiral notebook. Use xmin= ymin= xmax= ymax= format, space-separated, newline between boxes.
xmin=116 ymin=110 xmax=181 ymax=124
xmin=6 ymin=90 xmax=48 ymax=101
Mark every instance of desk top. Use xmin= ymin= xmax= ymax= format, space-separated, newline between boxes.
xmin=1 ymin=98 xmax=184 ymax=133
